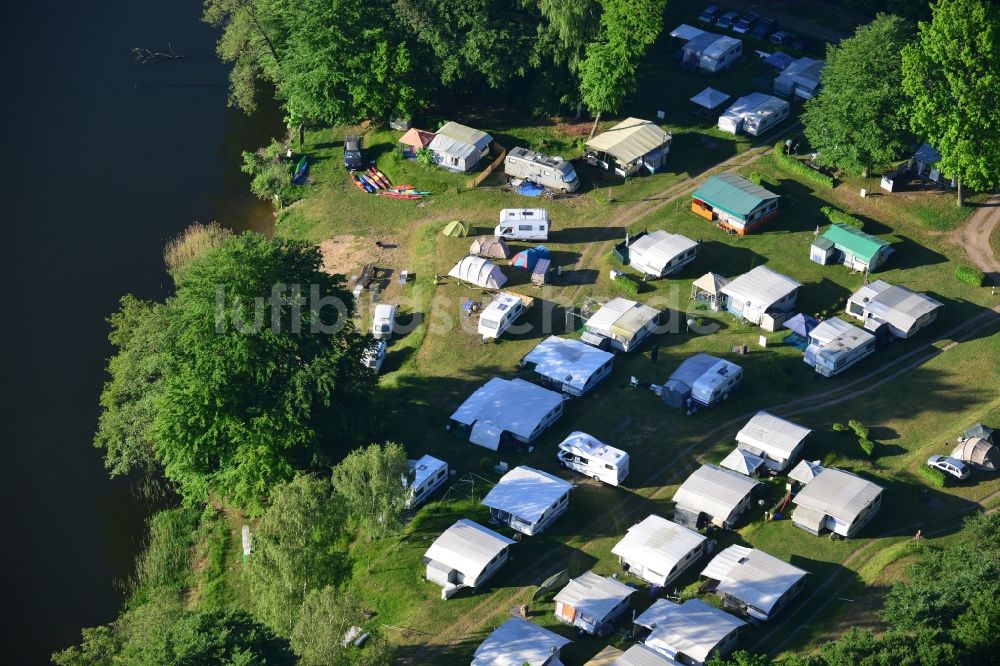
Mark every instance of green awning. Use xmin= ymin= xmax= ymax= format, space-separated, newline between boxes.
xmin=821 ymin=224 xmax=889 ymax=263
xmin=691 ymin=173 xmax=779 ymax=221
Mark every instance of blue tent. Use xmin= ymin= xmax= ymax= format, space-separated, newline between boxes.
xmin=783 ymin=313 xmax=819 ymax=337
xmin=511 ymin=245 xmax=551 ymax=272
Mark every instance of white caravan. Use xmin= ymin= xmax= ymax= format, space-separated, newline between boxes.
xmin=557 ymin=432 xmax=630 ymax=486
xmin=371 ymin=304 xmax=398 ymax=340
xmin=406 ymin=455 xmax=449 ymax=509
xmin=504 ymin=147 xmax=580 ymax=193
xmin=495 ymin=209 xmax=550 ymax=241
xmin=478 ymin=291 xmax=534 ymax=340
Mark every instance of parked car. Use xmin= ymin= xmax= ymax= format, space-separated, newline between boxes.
xmin=732 ymin=13 xmax=758 ymax=34
xmin=698 ymin=5 xmax=720 ymax=23
xmin=750 ymin=18 xmax=777 ymax=39
xmin=371 ymin=303 xmax=398 ymax=340
xmin=770 ymin=30 xmax=796 ymax=45
xmin=343 ymin=135 xmax=364 ymax=170
xmin=362 ymin=339 xmax=387 ymax=373
xmin=715 ymin=11 xmax=739 ymax=29
xmin=927 ymin=455 xmax=971 ymax=480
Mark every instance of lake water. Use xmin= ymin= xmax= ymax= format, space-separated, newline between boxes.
xmin=1 ymin=1 xmax=281 ymax=661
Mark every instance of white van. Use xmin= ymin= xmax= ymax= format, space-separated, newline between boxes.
xmin=478 ymin=291 xmax=534 ymax=340
xmin=371 ymin=304 xmax=397 ymax=340
xmin=504 ymin=147 xmax=580 ymax=193
xmin=556 ymin=432 xmax=629 ymax=486
xmin=361 ymin=339 xmax=387 ymax=373
xmin=495 ymin=209 xmax=550 ymax=241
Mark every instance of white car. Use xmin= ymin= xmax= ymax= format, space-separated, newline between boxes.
xmin=371 ymin=304 xmax=397 ymax=340
xmin=926 ymin=455 xmax=970 ymax=480
xmin=362 ymin=340 xmax=386 ymax=373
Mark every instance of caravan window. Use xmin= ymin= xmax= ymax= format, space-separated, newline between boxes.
xmin=518 ymin=224 xmax=534 ymax=231
xmin=604 ymin=463 xmax=615 ymax=470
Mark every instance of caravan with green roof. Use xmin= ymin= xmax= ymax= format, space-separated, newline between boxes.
xmin=691 ymin=173 xmax=781 ymax=234
xmin=810 ymin=224 xmax=893 ymax=272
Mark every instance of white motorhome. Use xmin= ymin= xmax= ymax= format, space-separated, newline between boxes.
xmin=478 ymin=291 xmax=533 ymax=340
xmin=406 ymin=455 xmax=449 ymax=509
xmin=495 ymin=209 xmax=550 ymax=241
xmin=556 ymin=432 xmax=630 ymax=486
xmin=371 ymin=304 xmax=397 ymax=340
xmin=504 ymin=147 xmax=580 ymax=193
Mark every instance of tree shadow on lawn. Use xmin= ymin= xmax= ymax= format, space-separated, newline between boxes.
xmin=696 ymin=242 xmax=770 ymax=279
xmin=553 ymin=226 xmax=626 ymax=244
xmin=797 ymin=277 xmax=852 ymax=316
xmin=394 ymin=636 xmax=484 ymax=666
xmin=884 ymin=234 xmax=948 ymax=271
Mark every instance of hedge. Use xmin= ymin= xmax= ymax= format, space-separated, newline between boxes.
xmin=955 ymin=263 xmax=985 ymax=287
xmin=616 ymin=274 xmax=640 ymax=296
xmin=848 ymin=419 xmax=869 ymax=440
xmin=859 ymin=437 xmax=875 ymax=457
xmin=919 ymin=464 xmax=947 ymax=488
xmin=821 ymin=205 xmax=864 ymax=230
xmin=773 ymin=141 xmax=835 ymax=188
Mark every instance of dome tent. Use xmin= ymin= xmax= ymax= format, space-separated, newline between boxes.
xmin=448 ymin=256 xmax=507 ymax=289
xmin=469 ymin=236 xmax=511 ymax=259
xmin=951 ymin=437 xmax=999 ymax=472
xmin=442 ymin=220 xmax=469 ymax=237
xmin=511 ymin=245 xmax=551 ymax=272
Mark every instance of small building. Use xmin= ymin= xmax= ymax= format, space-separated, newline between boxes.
xmin=803 ymin=317 xmax=876 ymax=377
xmin=553 ymin=571 xmax=635 ymax=636
xmin=470 ymin=235 xmax=512 ymax=259
xmin=690 ymin=272 xmax=730 ymax=311
xmin=472 ymin=617 xmax=570 ymax=666
xmin=690 ymin=87 xmax=732 ymax=115
xmin=582 ymin=298 xmax=660 ymax=353
xmin=448 ymin=255 xmax=507 ymax=289
xmin=662 ymin=353 xmax=743 ymax=410
xmin=791 ymin=467 xmax=884 ymax=538
xmin=627 ymin=230 xmax=699 ymax=278
xmin=635 ymin=598 xmax=745 ymax=666
xmin=773 ymin=56 xmax=825 ymax=99
xmin=672 ymin=464 xmax=761 ymax=530
xmin=719 ymin=266 xmax=802 ymax=330
xmin=481 ymin=465 xmax=573 ymax=536
xmin=700 ymin=545 xmax=808 ymax=621
xmin=682 ymin=32 xmax=743 ymax=73
xmin=423 ymin=519 xmax=515 ymax=599
xmin=910 ymin=143 xmax=955 ymax=187
xmin=398 ymin=127 xmax=435 ymax=157
xmin=810 ymin=224 xmax=893 ymax=272
xmin=691 ymin=173 xmax=781 ymax=235
xmin=845 ymin=280 xmax=943 ymax=338
xmin=611 ymin=515 xmax=706 ymax=587
xmin=586 ymin=118 xmax=672 ymax=177
xmin=406 ymin=455 xmax=449 ymax=509
xmin=717 ymin=93 xmax=789 ymax=137
xmin=522 ymin=336 xmax=615 ymax=396
xmin=428 ymin=122 xmax=492 ymax=172
xmin=951 ymin=437 xmax=1000 ymax=472
xmin=557 ymin=432 xmax=630 ymax=486
xmin=450 ymin=378 xmax=565 ymax=450
xmin=735 ymin=412 xmax=812 ymax=473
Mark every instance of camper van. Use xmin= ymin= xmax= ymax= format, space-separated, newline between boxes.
xmin=478 ymin=291 xmax=534 ymax=341
xmin=504 ymin=147 xmax=580 ymax=193
xmin=495 ymin=209 xmax=550 ymax=241
xmin=371 ymin=304 xmax=398 ymax=340
xmin=557 ymin=432 xmax=630 ymax=486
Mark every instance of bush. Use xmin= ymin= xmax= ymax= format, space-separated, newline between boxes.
xmin=416 ymin=147 xmax=434 ymax=166
xmin=616 ymin=274 xmax=641 ymax=296
xmin=848 ymin=419 xmax=869 ymax=440
xmin=747 ymin=171 xmax=764 ymax=186
xmin=820 ymin=205 xmax=864 ymax=230
xmin=955 ymin=263 xmax=985 ymax=287
xmin=919 ymin=464 xmax=947 ymax=488
xmin=774 ymin=141 xmax=835 ymax=188
xmin=859 ymin=437 xmax=875 ymax=457
xmin=832 ymin=422 xmax=846 ymax=432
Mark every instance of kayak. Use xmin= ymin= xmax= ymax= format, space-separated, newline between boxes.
xmin=389 ymin=188 xmax=430 ymax=196
xmin=358 ymin=173 xmax=380 ymax=190
xmin=351 ymin=174 xmax=370 ymax=192
xmin=371 ymin=167 xmax=392 ymax=187
xmin=378 ymin=191 xmax=423 ymax=200
xmin=293 ymin=156 xmax=308 ymax=183
xmin=366 ymin=168 xmax=389 ymax=189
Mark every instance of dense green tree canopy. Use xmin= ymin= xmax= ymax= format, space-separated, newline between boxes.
xmin=802 ymin=14 xmax=913 ymax=176
xmin=291 ymin=587 xmax=393 ymax=665
xmin=901 ymin=0 xmax=1000 ymax=204
xmin=331 ymin=441 xmax=412 ymax=538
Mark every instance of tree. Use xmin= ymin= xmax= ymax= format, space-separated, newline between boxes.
xmin=818 ymin=627 xmax=960 ymax=665
xmin=952 ymin=591 xmax=1000 ymax=661
xmin=901 ymin=0 xmax=1000 ymax=205
xmin=147 ymin=232 xmax=377 ymax=511
xmin=802 ymin=14 xmax=913 ymax=177
xmin=245 ymin=474 xmax=348 ymax=634
xmin=52 ymin=625 xmax=120 ymax=666
xmin=148 ymin=607 xmax=295 ymax=665
xmin=534 ymin=0 xmax=600 ymax=115
xmin=330 ymin=441 xmax=412 ymax=538
xmin=579 ymin=0 xmax=666 ymax=135
xmin=291 ymin=587 xmax=393 ymax=665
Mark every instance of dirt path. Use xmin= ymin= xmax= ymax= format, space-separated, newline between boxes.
xmin=950 ymin=193 xmax=1000 ymax=285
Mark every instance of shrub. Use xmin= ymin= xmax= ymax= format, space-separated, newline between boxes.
xmin=919 ymin=464 xmax=947 ymax=488
xmin=774 ymin=141 xmax=835 ymax=188
xmin=616 ymin=274 xmax=641 ymax=296
xmin=747 ymin=171 xmax=764 ymax=186
xmin=955 ymin=263 xmax=985 ymax=287
xmin=848 ymin=419 xmax=869 ymax=440
xmin=241 ymin=139 xmax=300 ymax=206
xmin=832 ymin=422 xmax=846 ymax=432
xmin=820 ymin=205 xmax=864 ymax=230
xmin=859 ymin=437 xmax=875 ymax=457
xmin=416 ymin=147 xmax=434 ymax=166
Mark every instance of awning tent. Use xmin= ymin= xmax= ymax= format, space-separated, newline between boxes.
xmin=720 ymin=447 xmax=765 ymax=476
xmin=398 ymin=127 xmax=435 ymax=150
xmin=448 ymin=256 xmax=507 ymax=289
xmin=690 ymin=87 xmax=732 ymax=111
xmin=586 ymin=118 xmax=669 ymax=166
xmin=783 ymin=313 xmax=819 ymax=337
xmin=670 ymin=23 xmax=706 ymax=42
xmin=511 ymin=245 xmax=551 ymax=272
xmin=470 ymin=236 xmax=511 ymax=259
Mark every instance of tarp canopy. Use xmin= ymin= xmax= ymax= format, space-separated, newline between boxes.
xmin=553 ymin=571 xmax=634 ymax=625
xmin=692 ymin=272 xmax=730 ymax=296
xmin=451 ymin=378 xmax=564 ymax=446
xmin=720 ymin=265 xmax=801 ymax=310
xmin=443 ymin=220 xmax=469 ymax=237
xmin=523 ymin=337 xmax=614 ymax=394
xmin=701 ymin=545 xmax=808 ymax=616
xmin=511 ymin=245 xmax=551 ymax=271
xmin=398 ymin=127 xmax=435 ymax=149
xmin=611 ymin=515 xmax=706 ymax=580
xmin=913 ymin=143 xmax=942 ymax=165
xmin=628 ymin=230 xmax=697 ymax=274
xmin=481 ymin=466 xmax=572 ymax=525
xmin=586 ymin=118 xmax=670 ymax=165
xmin=448 ymin=256 xmax=507 ymax=288
xmin=792 ymin=468 xmax=883 ymax=525
xmin=783 ymin=313 xmax=819 ymax=337
xmin=470 ymin=235 xmax=511 ymax=258
xmin=690 ymin=87 xmax=732 ymax=110
xmin=636 ymin=599 xmax=745 ymax=664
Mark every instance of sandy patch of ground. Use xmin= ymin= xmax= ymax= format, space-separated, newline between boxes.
xmin=319 ymin=234 xmax=405 ymax=278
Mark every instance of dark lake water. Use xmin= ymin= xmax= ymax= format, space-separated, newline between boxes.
xmin=1 ymin=1 xmax=281 ymax=661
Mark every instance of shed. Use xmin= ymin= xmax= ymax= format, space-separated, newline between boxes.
xmin=691 ymin=272 xmax=730 ymax=310
xmin=611 ymin=515 xmax=707 ymax=587
xmin=717 ymin=93 xmax=790 ymax=138
xmin=522 ymin=336 xmax=615 ymax=396
xmin=406 ymin=454 xmax=449 ymax=508
xmin=448 ymin=256 xmax=507 ymax=289
xmin=791 ymin=468 xmax=883 ymax=537
xmin=582 ymin=297 xmax=661 ymax=353
xmin=429 ymin=122 xmax=492 ymax=172
xmin=810 ymin=224 xmax=892 ymax=272
xmin=398 ymin=127 xmax=435 ymax=153
xmin=672 ymin=464 xmax=761 ymax=529
xmin=472 ymin=617 xmax=570 ymax=666
xmin=700 ymin=545 xmax=808 ymax=621
xmin=735 ymin=412 xmax=811 ymax=473
xmin=682 ymin=32 xmax=743 ymax=73
xmin=690 ymin=87 xmax=732 ymax=112
xmin=511 ymin=245 xmax=551 ymax=272
xmin=950 ymin=437 xmax=999 ymax=471
xmin=627 ymin=230 xmax=699 ymax=278
xmin=470 ymin=235 xmax=512 ymax=259
xmin=423 ymin=519 xmax=515 ymax=598
xmin=773 ymin=56 xmax=825 ymax=99
xmin=719 ymin=447 xmax=765 ymax=476
xmin=691 ymin=172 xmax=781 ymax=234
xmin=720 ymin=266 xmax=801 ymax=328
xmin=586 ymin=118 xmax=671 ymax=177
xmin=635 ymin=599 xmax=745 ymax=665
xmin=846 ymin=280 xmax=943 ymax=338
xmin=554 ymin=571 xmax=635 ymax=635
xmin=450 ymin=378 xmax=565 ymax=450
xmin=663 ymin=353 xmax=743 ymax=409
xmin=481 ymin=466 xmax=573 ymax=536
xmin=803 ymin=317 xmax=876 ymax=377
